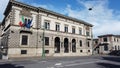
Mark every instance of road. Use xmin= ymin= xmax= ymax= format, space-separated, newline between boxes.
xmin=0 ymin=55 xmax=120 ymax=68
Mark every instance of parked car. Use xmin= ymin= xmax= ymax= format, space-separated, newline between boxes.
xmin=109 ymin=50 xmax=120 ymax=56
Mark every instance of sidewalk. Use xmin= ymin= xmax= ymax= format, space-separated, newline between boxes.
xmin=0 ymin=55 xmax=109 ymax=63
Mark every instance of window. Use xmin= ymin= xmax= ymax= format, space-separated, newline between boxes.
xmin=21 ymin=35 xmax=28 ymax=45
xmin=79 ymin=28 xmax=82 ymax=35
xmin=114 ymin=38 xmax=116 ymax=42
xmin=117 ymin=39 xmax=119 ymax=42
xmin=45 ymin=37 xmax=49 ymax=45
xmin=45 ymin=50 xmax=49 ymax=54
xmin=21 ymin=50 xmax=27 ymax=54
xmin=103 ymin=37 xmax=107 ymax=42
xmin=87 ymin=41 xmax=90 ymax=47
xmin=88 ymin=50 xmax=90 ymax=52
xmin=56 ymin=23 xmax=60 ymax=31
xmin=64 ymin=25 xmax=68 ymax=32
xmin=86 ymin=31 xmax=90 ymax=36
xmin=104 ymin=45 xmax=108 ymax=51
xmin=95 ymin=41 xmax=98 ymax=44
xmin=80 ymin=40 xmax=82 ymax=47
xmin=44 ymin=21 xmax=50 ymax=30
xmin=72 ymin=27 xmax=75 ymax=34
xmin=80 ymin=50 xmax=83 ymax=52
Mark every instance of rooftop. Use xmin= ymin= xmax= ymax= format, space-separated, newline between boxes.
xmin=98 ymin=34 xmax=120 ymax=38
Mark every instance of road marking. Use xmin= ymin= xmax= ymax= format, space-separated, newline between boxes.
xmin=55 ymin=63 xmax=64 ymax=67
xmin=38 ymin=61 xmax=47 ymax=63
xmin=59 ymin=59 xmax=99 ymax=64
xmin=55 ymin=63 xmax=62 ymax=66
xmin=47 ymin=67 xmax=54 ymax=68
xmin=41 ymin=61 xmax=47 ymax=62
xmin=65 ymin=60 xmax=104 ymax=67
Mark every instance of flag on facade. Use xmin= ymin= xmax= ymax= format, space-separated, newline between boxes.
xmin=19 ymin=16 xmax=25 ymax=27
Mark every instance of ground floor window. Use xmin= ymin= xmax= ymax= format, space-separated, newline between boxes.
xmin=104 ymin=45 xmax=108 ymax=51
xmin=88 ymin=50 xmax=90 ymax=52
xmin=64 ymin=38 xmax=69 ymax=53
xmin=21 ymin=50 xmax=27 ymax=54
xmin=55 ymin=37 xmax=60 ymax=53
xmin=21 ymin=35 xmax=28 ymax=45
xmin=45 ymin=50 xmax=49 ymax=54
xmin=45 ymin=37 xmax=49 ymax=45
xmin=72 ymin=39 xmax=76 ymax=52
xmin=80 ymin=50 xmax=83 ymax=52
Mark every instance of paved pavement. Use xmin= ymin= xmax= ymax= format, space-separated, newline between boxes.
xmin=0 ymin=55 xmax=120 ymax=68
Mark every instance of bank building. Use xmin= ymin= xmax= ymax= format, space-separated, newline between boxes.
xmin=0 ymin=0 xmax=93 ymax=58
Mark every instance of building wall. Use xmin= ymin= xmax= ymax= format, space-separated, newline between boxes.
xmin=0 ymin=24 xmax=2 ymax=46
xmin=1 ymin=0 xmax=93 ymax=58
xmin=94 ymin=35 xmax=120 ymax=54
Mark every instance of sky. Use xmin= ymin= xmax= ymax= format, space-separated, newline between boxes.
xmin=0 ymin=0 xmax=120 ymax=37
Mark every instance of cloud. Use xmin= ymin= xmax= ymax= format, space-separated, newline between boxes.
xmin=65 ymin=0 xmax=120 ymax=37
xmin=31 ymin=3 xmax=68 ymax=16
xmin=0 ymin=0 xmax=9 ymax=22
xmin=31 ymin=3 xmax=55 ymax=11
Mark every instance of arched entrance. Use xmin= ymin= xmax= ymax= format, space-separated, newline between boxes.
xmin=64 ymin=38 xmax=69 ymax=53
xmin=72 ymin=39 xmax=76 ymax=52
xmin=54 ymin=37 xmax=60 ymax=53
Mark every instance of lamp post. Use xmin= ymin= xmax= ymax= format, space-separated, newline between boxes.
xmin=88 ymin=7 xmax=94 ymax=55
xmin=42 ymin=26 xmax=45 ymax=59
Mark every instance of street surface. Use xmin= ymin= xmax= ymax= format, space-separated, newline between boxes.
xmin=0 ymin=55 xmax=120 ymax=68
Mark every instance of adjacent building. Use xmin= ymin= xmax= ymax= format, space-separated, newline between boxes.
xmin=0 ymin=23 xmax=2 ymax=46
xmin=93 ymin=34 xmax=120 ymax=54
xmin=1 ymin=0 xmax=93 ymax=58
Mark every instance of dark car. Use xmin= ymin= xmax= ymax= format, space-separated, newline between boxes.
xmin=109 ymin=50 xmax=120 ymax=56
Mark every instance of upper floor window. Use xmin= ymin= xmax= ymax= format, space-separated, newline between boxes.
xmin=95 ymin=40 xmax=98 ymax=44
xmin=117 ymin=39 xmax=119 ymax=42
xmin=21 ymin=35 xmax=28 ymax=45
xmin=80 ymin=40 xmax=82 ymax=47
xmin=114 ymin=38 xmax=116 ymax=42
xmin=86 ymin=31 xmax=90 ymax=36
xmin=56 ymin=23 xmax=60 ymax=31
xmin=45 ymin=37 xmax=49 ymax=46
xmin=103 ymin=37 xmax=107 ymax=42
xmin=79 ymin=28 xmax=82 ymax=35
xmin=64 ymin=25 xmax=68 ymax=32
xmin=44 ymin=20 xmax=50 ymax=30
xmin=72 ymin=27 xmax=75 ymax=34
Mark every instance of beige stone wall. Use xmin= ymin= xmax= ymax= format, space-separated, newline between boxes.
xmin=1 ymin=0 xmax=93 ymax=58
xmin=6 ymin=26 xmax=92 ymax=58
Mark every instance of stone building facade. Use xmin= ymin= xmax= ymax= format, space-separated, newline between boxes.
xmin=1 ymin=0 xmax=93 ymax=58
xmin=93 ymin=34 xmax=120 ymax=54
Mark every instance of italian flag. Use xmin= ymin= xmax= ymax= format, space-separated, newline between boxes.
xmin=19 ymin=16 xmax=25 ymax=27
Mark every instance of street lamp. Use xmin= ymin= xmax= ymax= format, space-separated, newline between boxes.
xmin=88 ymin=7 xmax=93 ymax=55
xmin=42 ymin=26 xmax=45 ymax=59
